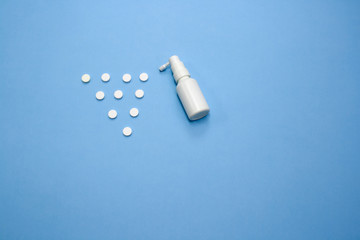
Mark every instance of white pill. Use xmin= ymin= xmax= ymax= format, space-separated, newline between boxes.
xmin=129 ymin=108 xmax=139 ymax=117
xmin=81 ymin=74 xmax=91 ymax=83
xmin=123 ymin=127 xmax=132 ymax=136
xmin=101 ymin=73 xmax=110 ymax=82
xmin=139 ymin=73 xmax=148 ymax=82
xmin=114 ymin=90 xmax=123 ymax=99
xmin=135 ymin=89 xmax=144 ymax=99
xmin=108 ymin=109 xmax=117 ymax=119
xmin=96 ymin=91 xmax=105 ymax=100
xmin=122 ymin=73 xmax=131 ymax=83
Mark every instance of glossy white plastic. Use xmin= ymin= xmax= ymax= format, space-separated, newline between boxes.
xmin=159 ymin=55 xmax=210 ymax=120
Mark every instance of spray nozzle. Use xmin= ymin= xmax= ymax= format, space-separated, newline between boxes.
xmin=159 ymin=62 xmax=170 ymax=72
xmin=159 ymin=55 xmax=190 ymax=84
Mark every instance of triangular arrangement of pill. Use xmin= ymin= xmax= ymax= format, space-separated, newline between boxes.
xmin=81 ymin=72 xmax=149 ymax=137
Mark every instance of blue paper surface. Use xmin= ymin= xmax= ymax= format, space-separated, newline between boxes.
xmin=0 ymin=0 xmax=359 ymax=239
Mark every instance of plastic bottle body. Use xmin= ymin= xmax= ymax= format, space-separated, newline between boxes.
xmin=159 ymin=55 xmax=210 ymax=121
xmin=176 ymin=77 xmax=210 ymax=120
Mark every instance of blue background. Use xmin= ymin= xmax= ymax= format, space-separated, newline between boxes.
xmin=0 ymin=0 xmax=359 ymax=239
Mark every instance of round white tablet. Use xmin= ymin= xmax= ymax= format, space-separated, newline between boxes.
xmin=129 ymin=108 xmax=139 ymax=117
xmin=139 ymin=73 xmax=148 ymax=82
xmin=123 ymin=127 xmax=132 ymax=136
xmin=101 ymin=73 xmax=110 ymax=82
xmin=122 ymin=73 xmax=131 ymax=83
xmin=114 ymin=90 xmax=123 ymax=99
xmin=81 ymin=74 xmax=91 ymax=83
xmin=95 ymin=91 xmax=105 ymax=100
xmin=135 ymin=89 xmax=144 ymax=99
xmin=108 ymin=109 xmax=117 ymax=119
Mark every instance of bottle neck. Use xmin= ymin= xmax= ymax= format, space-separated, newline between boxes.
xmin=169 ymin=56 xmax=190 ymax=84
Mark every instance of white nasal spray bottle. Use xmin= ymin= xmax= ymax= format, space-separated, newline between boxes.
xmin=159 ymin=55 xmax=210 ymax=121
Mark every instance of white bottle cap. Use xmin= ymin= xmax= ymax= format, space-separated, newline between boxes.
xmin=158 ymin=56 xmax=190 ymax=84
xmin=169 ymin=56 xmax=190 ymax=84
